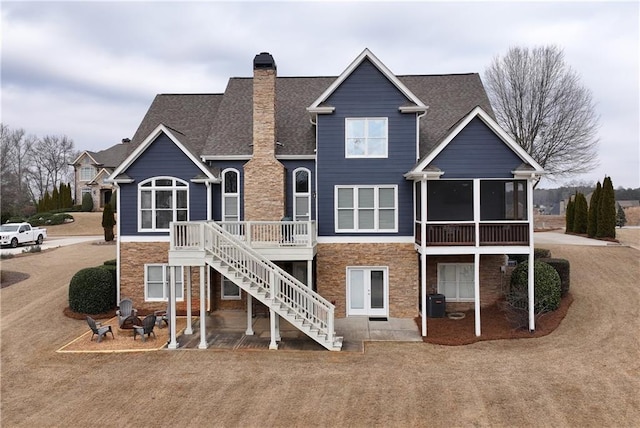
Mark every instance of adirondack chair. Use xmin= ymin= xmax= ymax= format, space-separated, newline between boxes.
xmin=86 ymin=316 xmax=114 ymax=343
xmin=116 ymin=298 xmax=138 ymax=328
xmin=133 ymin=315 xmax=157 ymax=342
xmin=154 ymin=303 xmax=170 ymax=328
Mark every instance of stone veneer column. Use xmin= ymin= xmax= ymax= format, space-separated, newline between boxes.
xmin=243 ymin=53 xmax=285 ymax=221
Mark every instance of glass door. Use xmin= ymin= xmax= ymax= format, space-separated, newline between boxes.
xmin=347 ymin=268 xmax=388 ymax=316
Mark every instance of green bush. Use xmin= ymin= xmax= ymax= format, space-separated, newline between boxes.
xmin=27 ymin=212 xmax=73 ymax=227
xmin=509 ymin=260 xmax=561 ymax=312
xmin=68 ymin=267 xmax=116 ymax=314
xmin=103 ymin=259 xmax=117 ymax=266
xmin=538 ymin=258 xmax=570 ymax=297
xmin=81 ymin=193 xmax=94 ymax=212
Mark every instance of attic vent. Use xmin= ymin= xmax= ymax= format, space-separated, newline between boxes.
xmin=253 ymin=52 xmax=276 ymax=70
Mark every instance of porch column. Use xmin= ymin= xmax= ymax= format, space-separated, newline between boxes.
xmin=198 ymin=266 xmax=208 ymax=349
xmin=307 ymin=260 xmax=313 ymax=287
xmin=269 ymin=309 xmax=278 ymax=350
xmin=527 ymin=178 xmax=536 ymax=332
xmin=245 ymin=294 xmax=254 ymax=335
xmin=474 ymin=253 xmax=481 ymax=336
xmin=275 ymin=313 xmax=281 ymax=341
xmin=420 ymin=179 xmax=428 ymax=336
xmin=185 ymin=267 xmax=193 ymax=335
xmin=206 ymin=266 xmax=211 ymax=312
xmin=168 ymin=266 xmax=178 ymax=349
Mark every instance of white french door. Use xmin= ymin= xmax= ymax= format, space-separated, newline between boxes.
xmin=347 ymin=267 xmax=388 ymax=316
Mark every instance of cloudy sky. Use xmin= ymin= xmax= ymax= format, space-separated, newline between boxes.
xmin=2 ymin=1 xmax=638 ymax=188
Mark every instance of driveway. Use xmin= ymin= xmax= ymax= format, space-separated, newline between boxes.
xmin=534 ymin=231 xmax=612 ymax=246
xmin=0 ymin=235 xmax=105 ymax=256
xmin=1 ymin=240 xmax=639 ymax=427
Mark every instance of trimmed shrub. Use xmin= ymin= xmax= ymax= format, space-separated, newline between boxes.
xmin=81 ymin=192 xmax=94 ymax=212
xmin=103 ymin=259 xmax=117 ymax=266
xmin=565 ymin=197 xmax=575 ymax=233
xmin=102 ymin=203 xmax=115 ymax=241
xmin=573 ymin=192 xmax=588 ymax=234
xmin=27 ymin=212 xmax=73 ymax=227
xmin=509 ymin=260 xmax=561 ymax=312
xmin=100 ymin=265 xmax=117 ymax=290
xmin=538 ymin=257 xmax=570 ymax=297
xmin=68 ymin=267 xmax=116 ymax=314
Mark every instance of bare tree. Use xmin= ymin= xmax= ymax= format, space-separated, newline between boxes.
xmin=27 ymin=135 xmax=75 ymax=201
xmin=1 ymin=124 xmax=35 ymax=214
xmin=484 ymin=46 xmax=600 ymax=182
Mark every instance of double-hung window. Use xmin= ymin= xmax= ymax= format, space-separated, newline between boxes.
xmin=139 ymin=177 xmax=188 ymax=231
xmin=293 ymin=168 xmax=311 ymax=221
xmin=437 ymin=263 xmax=474 ymax=302
xmin=222 ymin=169 xmax=240 ymax=222
xmin=335 ymin=185 xmax=397 ymax=232
xmin=145 ymin=264 xmax=184 ymax=302
xmin=345 ymin=118 xmax=388 ymax=158
xmin=80 ymin=166 xmax=95 ymax=181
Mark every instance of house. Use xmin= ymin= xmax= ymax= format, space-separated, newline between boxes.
xmin=71 ymin=140 xmax=131 ymax=210
xmin=108 ymin=49 xmax=544 ymax=351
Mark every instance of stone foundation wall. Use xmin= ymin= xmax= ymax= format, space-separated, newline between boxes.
xmin=119 ymin=242 xmax=203 ymax=313
xmin=316 ymin=243 xmax=418 ymax=318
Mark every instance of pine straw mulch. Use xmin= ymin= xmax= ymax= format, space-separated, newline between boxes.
xmin=57 ymin=315 xmax=189 ymax=353
xmin=418 ymin=293 xmax=573 ymax=345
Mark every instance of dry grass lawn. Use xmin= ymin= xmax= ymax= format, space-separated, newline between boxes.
xmin=1 ymin=229 xmax=639 ymax=427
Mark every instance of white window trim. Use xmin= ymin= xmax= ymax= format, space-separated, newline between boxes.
xmin=144 ymin=264 xmax=184 ymax=302
xmin=345 ymin=117 xmax=388 ymax=158
xmin=138 ymin=176 xmax=189 ymax=232
xmin=293 ymin=167 xmax=311 ymax=222
xmin=437 ymin=263 xmax=475 ymax=302
xmin=221 ymin=168 xmax=240 ymax=222
xmin=335 ymin=185 xmax=398 ymax=233
xmin=80 ymin=166 xmax=95 ymax=181
xmin=221 ymin=276 xmax=241 ymax=300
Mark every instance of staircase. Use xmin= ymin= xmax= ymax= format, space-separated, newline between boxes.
xmin=175 ymin=221 xmax=342 ymax=351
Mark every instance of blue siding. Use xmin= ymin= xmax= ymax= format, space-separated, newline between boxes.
xmin=119 ymin=133 xmax=208 ymax=236
xmin=317 ymin=59 xmax=417 ymax=237
xmin=430 ymin=118 xmax=524 ymax=178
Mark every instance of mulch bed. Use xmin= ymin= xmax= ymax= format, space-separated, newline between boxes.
xmin=418 ymin=293 xmax=573 ymax=345
xmin=1 ymin=270 xmax=30 ymax=289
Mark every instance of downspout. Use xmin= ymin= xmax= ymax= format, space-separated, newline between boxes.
xmin=113 ymin=182 xmax=121 ymax=303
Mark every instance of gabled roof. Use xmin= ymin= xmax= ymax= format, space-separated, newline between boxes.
xmin=406 ymin=106 xmax=544 ymax=178
xmin=308 ymin=48 xmax=427 ymax=113
xmin=124 ymin=50 xmax=496 ymax=162
xmin=88 ymin=167 xmax=113 ymax=185
xmin=108 ymin=124 xmax=219 ymax=183
xmin=130 ymin=93 xmax=224 ymax=156
xmin=72 ymin=143 xmax=131 ymax=168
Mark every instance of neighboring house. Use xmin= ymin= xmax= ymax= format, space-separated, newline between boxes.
xmin=108 ymin=49 xmax=544 ymax=351
xmin=71 ymin=140 xmax=131 ymax=210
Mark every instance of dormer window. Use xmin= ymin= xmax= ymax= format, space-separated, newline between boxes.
xmin=345 ymin=118 xmax=388 ymax=158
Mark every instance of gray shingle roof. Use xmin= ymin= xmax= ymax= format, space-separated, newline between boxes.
xmin=130 ymin=93 xmax=224 ymax=156
xmin=87 ymin=143 xmax=132 ymax=168
xmin=129 ymin=72 xmax=492 ymax=160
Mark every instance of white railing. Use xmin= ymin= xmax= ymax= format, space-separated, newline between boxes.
xmin=218 ymin=221 xmax=316 ymax=248
xmin=170 ymin=221 xmax=334 ymax=345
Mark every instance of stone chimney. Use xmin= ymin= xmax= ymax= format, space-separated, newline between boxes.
xmin=243 ymin=52 xmax=285 ymax=221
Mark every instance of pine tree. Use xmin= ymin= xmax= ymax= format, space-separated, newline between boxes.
xmin=52 ymin=186 xmax=60 ymax=210
xmin=616 ymin=204 xmax=627 ymax=228
xmin=43 ymin=191 xmax=52 ymax=212
xmin=565 ymin=195 xmax=575 ymax=233
xmin=573 ymin=192 xmax=588 ymax=234
xmin=587 ymin=181 xmax=601 ymax=237
xmin=597 ymin=176 xmax=616 ymax=238
xmin=101 ymin=203 xmax=116 ymax=241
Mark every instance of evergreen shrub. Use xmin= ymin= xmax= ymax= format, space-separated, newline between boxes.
xmin=509 ymin=261 xmax=561 ymax=312
xmin=538 ymin=258 xmax=571 ymax=297
xmin=68 ymin=267 xmax=116 ymax=314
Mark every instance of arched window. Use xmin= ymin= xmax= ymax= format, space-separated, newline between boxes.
xmin=138 ymin=177 xmax=188 ymax=231
xmin=293 ymin=168 xmax=311 ymax=221
xmin=222 ymin=169 xmax=240 ymax=222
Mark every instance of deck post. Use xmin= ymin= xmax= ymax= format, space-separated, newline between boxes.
xmin=168 ymin=266 xmax=178 ymax=349
xmin=245 ymin=294 xmax=254 ymax=335
xmin=474 ymin=252 xmax=481 ymax=336
xmin=198 ymin=266 xmax=207 ymax=349
xmin=269 ymin=309 xmax=278 ymax=350
xmin=185 ymin=267 xmax=193 ymax=334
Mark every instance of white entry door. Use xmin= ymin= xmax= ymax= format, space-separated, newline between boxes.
xmin=347 ymin=267 xmax=388 ymax=316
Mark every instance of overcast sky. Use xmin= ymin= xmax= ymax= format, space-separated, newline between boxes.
xmin=1 ymin=1 xmax=638 ymax=188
